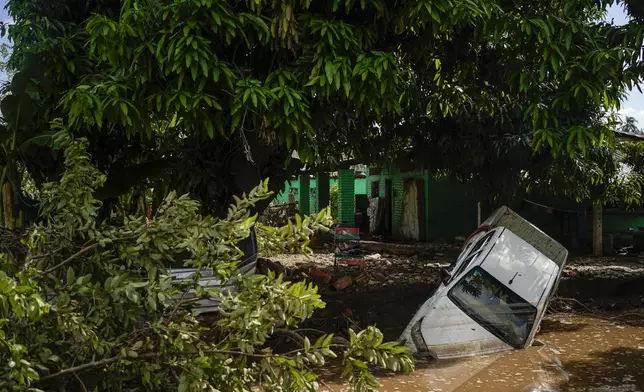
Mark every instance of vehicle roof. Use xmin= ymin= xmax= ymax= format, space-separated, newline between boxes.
xmin=483 ymin=206 xmax=568 ymax=268
xmin=478 ymin=228 xmax=558 ymax=306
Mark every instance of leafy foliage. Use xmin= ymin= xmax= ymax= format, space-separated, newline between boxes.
xmin=257 ymin=208 xmax=333 ymax=257
xmin=619 ymin=116 xmax=643 ymax=135
xmin=2 ymin=0 xmax=644 ymax=215
xmin=621 ymin=141 xmax=644 ymax=174
xmin=0 ymin=132 xmax=412 ymax=391
xmin=330 ymin=183 xmax=339 ymax=218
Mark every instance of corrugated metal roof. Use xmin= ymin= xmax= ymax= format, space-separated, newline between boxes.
xmin=614 ymin=129 xmax=644 ymax=140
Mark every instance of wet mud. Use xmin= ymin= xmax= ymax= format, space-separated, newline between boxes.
xmin=319 ymin=314 xmax=644 ymax=392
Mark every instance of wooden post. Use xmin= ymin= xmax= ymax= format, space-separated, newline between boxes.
xmin=477 ymin=202 xmax=482 ymax=226
xmin=592 ymin=200 xmax=603 ymax=257
xmin=2 ymin=183 xmax=14 ymax=230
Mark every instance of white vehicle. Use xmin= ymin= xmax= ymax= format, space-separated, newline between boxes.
xmin=399 ymin=206 xmax=568 ymax=359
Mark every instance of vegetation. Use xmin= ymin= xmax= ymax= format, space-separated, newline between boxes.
xmin=1 ymin=0 xmax=644 ymax=217
xmin=329 ymin=183 xmax=339 ymax=219
xmin=619 ymin=116 xmax=643 ymax=135
xmin=1 ymin=0 xmax=644 ymax=388
xmin=0 ymin=131 xmax=412 ymax=392
xmin=257 ymin=207 xmax=333 ymax=257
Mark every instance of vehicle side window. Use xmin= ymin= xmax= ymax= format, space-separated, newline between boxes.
xmin=451 ymin=231 xmax=496 ymax=280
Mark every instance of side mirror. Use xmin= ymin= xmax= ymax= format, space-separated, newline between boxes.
xmin=439 ymin=268 xmax=451 ymax=286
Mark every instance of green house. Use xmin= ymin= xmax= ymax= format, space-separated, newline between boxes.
xmin=365 ymin=167 xmax=480 ymax=241
xmin=275 ymin=166 xmax=481 ymax=242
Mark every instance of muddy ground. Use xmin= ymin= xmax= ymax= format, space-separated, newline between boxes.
xmin=260 ymin=244 xmax=644 ymax=341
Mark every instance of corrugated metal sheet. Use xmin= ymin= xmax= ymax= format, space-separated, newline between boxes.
xmin=168 ymin=260 xmax=256 ymax=314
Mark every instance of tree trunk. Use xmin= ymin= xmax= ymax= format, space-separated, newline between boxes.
xmin=592 ymin=200 xmax=602 ymax=257
xmin=3 ymin=183 xmax=13 ymax=230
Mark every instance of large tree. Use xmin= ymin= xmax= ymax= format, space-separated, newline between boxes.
xmin=1 ymin=0 xmax=643 ymax=216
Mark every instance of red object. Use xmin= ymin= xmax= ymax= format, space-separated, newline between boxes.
xmin=334 ymin=226 xmax=360 ymax=235
xmin=341 ymin=259 xmax=365 ymax=267
xmin=309 ymin=267 xmax=332 ymax=283
xmin=463 ymin=225 xmax=491 ymax=249
xmin=333 ymin=276 xmax=353 ymax=290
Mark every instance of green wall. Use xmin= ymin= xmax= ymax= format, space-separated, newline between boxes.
xmin=603 ymin=214 xmax=644 ymax=233
xmin=370 ymin=167 xmax=477 ymax=241
xmin=274 ymin=168 xmax=480 ymax=242
xmin=274 ymin=177 xmax=367 ymax=205
xmin=426 ymin=177 xmax=478 ymax=241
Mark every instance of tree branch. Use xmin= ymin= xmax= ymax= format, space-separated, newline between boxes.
xmin=35 ymin=348 xmax=309 ymax=383
xmin=73 ymin=372 xmax=89 ymax=392
xmin=36 ymin=353 xmax=161 ymax=383
xmin=43 ymin=243 xmax=100 ymax=275
xmin=298 ymin=158 xmax=362 ymax=175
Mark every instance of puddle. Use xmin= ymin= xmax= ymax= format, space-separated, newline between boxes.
xmin=321 ymin=314 xmax=644 ymax=392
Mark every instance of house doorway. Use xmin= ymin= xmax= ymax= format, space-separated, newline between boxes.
xmin=400 ymin=179 xmax=426 ymax=241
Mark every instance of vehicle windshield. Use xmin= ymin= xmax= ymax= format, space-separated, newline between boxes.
xmin=448 ymin=267 xmax=537 ymax=348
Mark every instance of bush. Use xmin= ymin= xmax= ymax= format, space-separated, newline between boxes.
xmin=0 ymin=132 xmax=412 ymax=392
xmin=329 ymin=183 xmax=339 ymax=219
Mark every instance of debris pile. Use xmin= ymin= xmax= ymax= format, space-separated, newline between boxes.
xmin=261 ymin=241 xmax=459 ymax=293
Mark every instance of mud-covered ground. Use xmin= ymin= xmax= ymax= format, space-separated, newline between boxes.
xmin=261 ymin=246 xmax=644 ymax=341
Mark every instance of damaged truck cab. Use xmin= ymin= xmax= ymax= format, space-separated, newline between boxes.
xmin=399 ymin=207 xmax=568 ymax=359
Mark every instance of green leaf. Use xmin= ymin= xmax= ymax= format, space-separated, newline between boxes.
xmin=325 ymin=62 xmax=335 ymax=84
xmin=352 ymin=359 xmax=368 ymax=369
xmin=18 ymin=132 xmax=56 ymax=151
xmin=66 ymin=267 xmax=75 ymax=285
xmin=564 ymin=33 xmax=572 ymax=50
xmin=147 ymin=295 xmax=157 ymax=311
xmin=199 ymin=58 xmax=209 ymax=77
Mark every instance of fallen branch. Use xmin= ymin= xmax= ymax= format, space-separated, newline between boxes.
xmin=607 ymin=311 xmax=644 ymax=320
xmin=36 ymin=348 xmax=309 ymax=383
xmin=551 ymin=297 xmax=596 ymax=314
xmin=37 ymin=353 xmax=160 ymax=383
xmin=73 ymin=372 xmax=89 ymax=392
xmin=44 ymin=243 xmax=100 ymax=275
xmin=274 ymin=328 xmax=305 ymax=344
